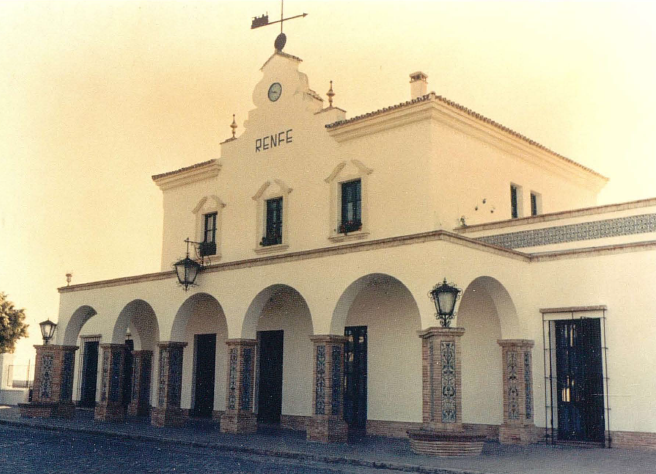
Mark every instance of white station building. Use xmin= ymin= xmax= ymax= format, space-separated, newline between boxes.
xmin=21 ymin=45 xmax=656 ymax=450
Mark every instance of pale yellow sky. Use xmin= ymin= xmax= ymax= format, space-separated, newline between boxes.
xmin=1 ymin=1 xmax=655 ymax=365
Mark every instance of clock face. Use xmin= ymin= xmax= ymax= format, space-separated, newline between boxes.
xmin=268 ymin=82 xmax=282 ymax=102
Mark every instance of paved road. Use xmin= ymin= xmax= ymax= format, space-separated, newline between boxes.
xmin=0 ymin=424 xmax=412 ymax=474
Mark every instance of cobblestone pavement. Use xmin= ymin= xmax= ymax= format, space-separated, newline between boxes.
xmin=0 ymin=424 xmax=412 ymax=474
xmin=2 ymin=407 xmax=656 ymax=474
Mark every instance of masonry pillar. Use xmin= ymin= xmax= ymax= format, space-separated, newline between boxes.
xmin=419 ymin=327 xmax=465 ymax=432
xmin=19 ymin=345 xmax=78 ymax=418
xmin=497 ymin=339 xmax=536 ymax=444
xmin=151 ymin=342 xmax=187 ymax=427
xmin=220 ymin=339 xmax=257 ymax=434
xmin=306 ymin=335 xmax=349 ymax=443
xmin=94 ymin=344 xmax=128 ymax=422
xmin=408 ymin=327 xmax=486 ymax=456
xmin=127 ymin=350 xmax=153 ymax=417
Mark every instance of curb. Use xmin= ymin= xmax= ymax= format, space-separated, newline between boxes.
xmin=0 ymin=418 xmax=485 ymax=474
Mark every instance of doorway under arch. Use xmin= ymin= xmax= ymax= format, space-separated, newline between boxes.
xmin=332 ymin=273 xmax=422 ymax=436
xmin=243 ymin=285 xmax=313 ymax=427
xmin=172 ymin=293 xmax=228 ymax=418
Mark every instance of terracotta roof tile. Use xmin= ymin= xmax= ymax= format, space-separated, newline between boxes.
xmin=152 ymin=159 xmax=217 ymax=181
xmin=326 ymin=93 xmax=607 ymax=180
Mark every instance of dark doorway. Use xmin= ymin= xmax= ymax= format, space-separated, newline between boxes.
xmin=79 ymin=340 xmax=99 ymax=407
xmin=257 ymin=330 xmax=284 ymax=424
xmin=344 ymin=326 xmax=367 ymax=435
xmin=555 ymin=318 xmax=605 ymax=443
xmin=122 ymin=339 xmax=134 ymax=409
xmin=192 ymin=333 xmax=216 ymax=418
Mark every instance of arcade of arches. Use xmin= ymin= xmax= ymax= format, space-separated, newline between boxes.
xmin=23 ymin=274 xmax=536 ymax=444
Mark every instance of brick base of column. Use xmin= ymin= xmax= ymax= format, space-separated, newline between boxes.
xmin=307 ymin=415 xmax=348 ymax=443
xmin=220 ymin=411 xmax=257 ymax=434
xmin=499 ymin=423 xmax=537 ymax=445
xmin=127 ymin=402 xmax=151 ymax=417
xmin=151 ymin=407 xmax=187 ymax=427
xmin=18 ymin=401 xmax=76 ymax=419
xmin=94 ymin=402 xmax=125 ymax=422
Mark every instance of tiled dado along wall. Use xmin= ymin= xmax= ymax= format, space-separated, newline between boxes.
xmin=478 ymin=213 xmax=656 ymax=249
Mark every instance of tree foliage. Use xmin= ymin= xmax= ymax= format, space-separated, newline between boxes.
xmin=0 ymin=293 xmax=29 ymax=353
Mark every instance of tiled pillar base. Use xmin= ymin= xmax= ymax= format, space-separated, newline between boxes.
xmin=127 ymin=350 xmax=153 ymax=417
xmin=19 ymin=345 xmax=78 ymax=419
xmin=307 ymin=335 xmax=348 ymax=443
xmin=151 ymin=342 xmax=187 ymax=428
xmin=220 ymin=339 xmax=257 ymax=434
xmin=95 ymin=344 xmax=127 ymax=422
xmin=408 ymin=327 xmax=484 ymax=456
xmin=497 ymin=339 xmax=536 ymax=445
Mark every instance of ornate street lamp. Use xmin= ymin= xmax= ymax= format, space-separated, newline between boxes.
xmin=39 ymin=319 xmax=57 ymax=345
xmin=429 ymin=279 xmax=462 ymax=328
xmin=173 ymin=238 xmax=203 ymax=291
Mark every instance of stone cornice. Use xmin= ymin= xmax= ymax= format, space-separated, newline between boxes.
xmin=152 ymin=160 xmax=221 ymax=191
xmin=57 ymin=231 xmax=656 ymax=294
xmin=457 ymin=198 xmax=656 ymax=235
xmin=540 ymin=305 xmax=607 ymax=314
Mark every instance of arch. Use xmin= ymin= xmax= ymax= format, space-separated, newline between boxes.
xmin=171 ymin=293 xmax=226 ymax=342
xmin=63 ymin=305 xmax=98 ymax=346
xmin=111 ymin=299 xmax=160 ymax=350
xmin=330 ymin=273 xmax=421 ymax=334
xmin=456 ymin=276 xmax=520 ymax=338
xmin=241 ymin=284 xmax=313 ymax=339
xmin=456 ymin=275 xmax=519 ymax=426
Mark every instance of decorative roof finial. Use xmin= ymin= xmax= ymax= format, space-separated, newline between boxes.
xmin=65 ymin=272 xmax=72 ymax=286
xmin=327 ymin=80 xmax=335 ymax=107
xmin=230 ymin=114 xmax=237 ymax=138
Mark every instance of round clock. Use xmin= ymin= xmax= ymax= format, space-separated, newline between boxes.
xmin=268 ymin=82 xmax=282 ymax=102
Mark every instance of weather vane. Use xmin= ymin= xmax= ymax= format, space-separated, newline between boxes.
xmin=251 ymin=1 xmax=308 ymax=52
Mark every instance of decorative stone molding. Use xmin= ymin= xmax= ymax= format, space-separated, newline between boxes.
xmin=325 ymin=160 xmax=373 ymax=242
xmin=127 ymin=350 xmax=152 ymax=417
xmin=252 ymin=180 xmax=293 ymax=253
xmin=151 ymin=342 xmax=187 ymax=427
xmin=220 ymin=339 xmax=258 ymax=434
xmin=192 ymin=195 xmax=226 ymax=261
xmin=307 ymin=335 xmax=349 ymax=443
xmin=19 ymin=345 xmax=78 ymax=419
xmin=497 ymin=339 xmax=536 ymax=444
xmin=95 ymin=344 xmax=128 ymax=422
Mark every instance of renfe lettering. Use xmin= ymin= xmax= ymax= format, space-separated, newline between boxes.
xmin=255 ymin=129 xmax=293 ymax=152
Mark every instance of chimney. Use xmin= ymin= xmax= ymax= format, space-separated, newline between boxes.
xmin=409 ymin=71 xmax=428 ymax=100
